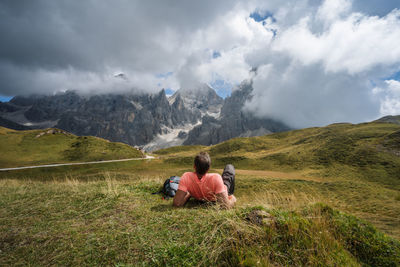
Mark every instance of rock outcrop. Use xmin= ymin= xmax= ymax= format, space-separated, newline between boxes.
xmin=0 ymin=82 xmax=290 ymax=149
xmin=184 ymin=81 xmax=290 ymax=145
xmin=0 ymin=116 xmax=32 ymax=130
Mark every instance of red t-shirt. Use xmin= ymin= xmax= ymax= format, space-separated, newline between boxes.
xmin=178 ymin=172 xmax=227 ymax=201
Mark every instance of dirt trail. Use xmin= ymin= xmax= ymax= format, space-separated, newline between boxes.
xmin=0 ymin=155 xmax=155 ymax=171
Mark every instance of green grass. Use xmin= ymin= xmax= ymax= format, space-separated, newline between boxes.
xmin=152 ymin=121 xmax=400 ymax=238
xmin=155 ymin=122 xmax=400 ymax=186
xmin=1 ymin=176 xmax=399 ymax=266
xmin=0 ymin=127 xmax=143 ymax=167
xmin=1 ymin=121 xmax=400 ymax=266
xmin=154 ymin=145 xmax=207 ymax=155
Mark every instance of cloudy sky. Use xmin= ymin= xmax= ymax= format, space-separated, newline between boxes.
xmin=1 ymin=0 xmax=400 ymax=128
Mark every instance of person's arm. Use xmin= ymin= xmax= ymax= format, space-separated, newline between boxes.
xmin=173 ymin=189 xmax=191 ymax=207
xmin=216 ymin=191 xmax=236 ymax=209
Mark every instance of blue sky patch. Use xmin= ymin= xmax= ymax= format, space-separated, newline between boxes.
xmin=250 ymin=10 xmax=276 ymax=23
xmin=210 ymin=79 xmax=232 ymax=98
xmin=155 ymin=72 xmax=173 ymax=79
xmin=0 ymin=95 xmax=13 ymax=102
xmin=165 ymin=88 xmax=175 ymax=96
xmin=382 ymin=70 xmax=400 ymax=82
xmin=387 ymin=71 xmax=400 ymax=81
xmin=212 ymin=51 xmax=221 ymax=59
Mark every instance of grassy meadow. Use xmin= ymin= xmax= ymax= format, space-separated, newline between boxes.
xmin=0 ymin=127 xmax=143 ymax=168
xmin=1 ymin=122 xmax=400 ymax=266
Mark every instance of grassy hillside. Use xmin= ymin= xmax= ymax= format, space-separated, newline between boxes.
xmin=1 ymin=176 xmax=399 ymax=266
xmin=0 ymin=127 xmax=143 ymax=168
xmin=376 ymin=115 xmax=400 ymax=125
xmin=153 ymin=121 xmax=400 ymax=238
xmin=156 ymin=122 xmax=400 ymax=186
xmin=1 ymin=122 xmax=400 ymax=266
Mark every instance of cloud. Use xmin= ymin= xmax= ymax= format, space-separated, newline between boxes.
xmin=273 ymin=7 xmax=400 ymax=74
xmin=0 ymin=0 xmax=242 ymax=95
xmin=316 ymin=0 xmax=351 ymax=26
xmin=244 ymin=0 xmax=400 ymax=127
xmin=245 ymin=63 xmax=380 ymax=128
xmin=0 ymin=61 xmax=170 ymax=95
xmin=374 ymin=80 xmax=400 ymax=115
xmin=176 ymin=9 xmax=275 ymax=89
xmin=1 ymin=0 xmax=400 ymax=128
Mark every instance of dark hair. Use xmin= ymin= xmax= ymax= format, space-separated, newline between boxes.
xmin=194 ymin=152 xmax=211 ymax=175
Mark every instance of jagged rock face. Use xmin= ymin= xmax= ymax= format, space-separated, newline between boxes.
xmin=55 ymin=90 xmax=199 ymax=145
xmin=184 ymin=81 xmax=291 ymax=146
xmin=0 ymin=82 xmax=291 ymax=149
xmin=9 ymin=95 xmax=42 ymax=106
xmin=171 ymin=94 xmax=200 ymax=125
xmin=169 ymin=84 xmax=223 ymax=117
xmin=0 ymin=116 xmax=32 ymax=130
xmin=24 ymin=91 xmax=83 ymax=122
xmin=2 ymin=90 xmax=199 ymax=146
xmin=0 ymin=102 xmax=20 ymax=113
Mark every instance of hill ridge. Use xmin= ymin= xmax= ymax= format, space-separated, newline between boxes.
xmin=0 ymin=126 xmax=144 ymax=168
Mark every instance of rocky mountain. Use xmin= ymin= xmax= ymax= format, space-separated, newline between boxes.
xmin=1 ymin=90 xmax=201 ymax=146
xmin=183 ymin=80 xmax=290 ymax=145
xmin=0 ymin=82 xmax=290 ymax=151
xmin=0 ymin=116 xmax=32 ymax=130
xmin=168 ymin=84 xmax=223 ymax=118
xmin=142 ymin=85 xmax=224 ymax=151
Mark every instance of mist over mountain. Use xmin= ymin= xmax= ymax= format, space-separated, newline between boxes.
xmin=2 ymin=0 xmax=400 ymax=128
xmin=184 ymin=80 xmax=290 ymax=145
xmin=0 ymin=83 xmax=290 ymax=151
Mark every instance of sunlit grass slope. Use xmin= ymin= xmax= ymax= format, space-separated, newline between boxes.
xmin=1 ymin=122 xmax=400 ymax=266
xmin=1 ymin=176 xmax=399 ymax=266
xmin=156 ymin=122 xmax=400 ymax=187
xmin=154 ymin=121 xmax=400 ymax=239
xmin=0 ymin=127 xmax=143 ymax=168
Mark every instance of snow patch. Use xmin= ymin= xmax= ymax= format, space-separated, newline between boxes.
xmin=143 ymin=121 xmax=201 ymax=152
xmin=130 ymin=101 xmax=143 ymax=110
xmin=203 ymin=110 xmax=221 ymax=119
xmin=22 ymin=120 xmax=59 ymax=128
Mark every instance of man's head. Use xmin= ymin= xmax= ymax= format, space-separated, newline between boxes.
xmin=194 ymin=152 xmax=211 ymax=175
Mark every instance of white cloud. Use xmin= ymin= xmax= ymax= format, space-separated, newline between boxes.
xmin=1 ymin=0 xmax=400 ymax=128
xmin=0 ymin=62 xmax=167 ymax=96
xmin=175 ymin=7 xmax=275 ymax=90
xmin=324 ymin=9 xmax=400 ymax=73
xmin=317 ymin=0 xmax=352 ymax=26
xmin=244 ymin=1 xmax=400 ymax=127
xmin=374 ymin=80 xmax=400 ymax=115
xmin=244 ymin=62 xmax=380 ymax=128
xmin=273 ymin=8 xmax=400 ymax=74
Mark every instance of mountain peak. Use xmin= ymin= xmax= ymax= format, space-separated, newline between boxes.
xmin=0 ymin=83 xmax=289 ymax=151
xmin=176 ymin=83 xmax=220 ymax=97
xmin=114 ymin=73 xmax=128 ymax=81
xmin=168 ymin=84 xmax=223 ymax=118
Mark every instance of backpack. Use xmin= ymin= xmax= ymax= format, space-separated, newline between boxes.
xmin=161 ymin=176 xmax=180 ymax=199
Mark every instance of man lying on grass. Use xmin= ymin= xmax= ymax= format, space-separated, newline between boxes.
xmin=173 ymin=152 xmax=237 ymax=209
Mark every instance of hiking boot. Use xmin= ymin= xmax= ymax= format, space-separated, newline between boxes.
xmin=222 ymin=164 xmax=235 ymax=195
